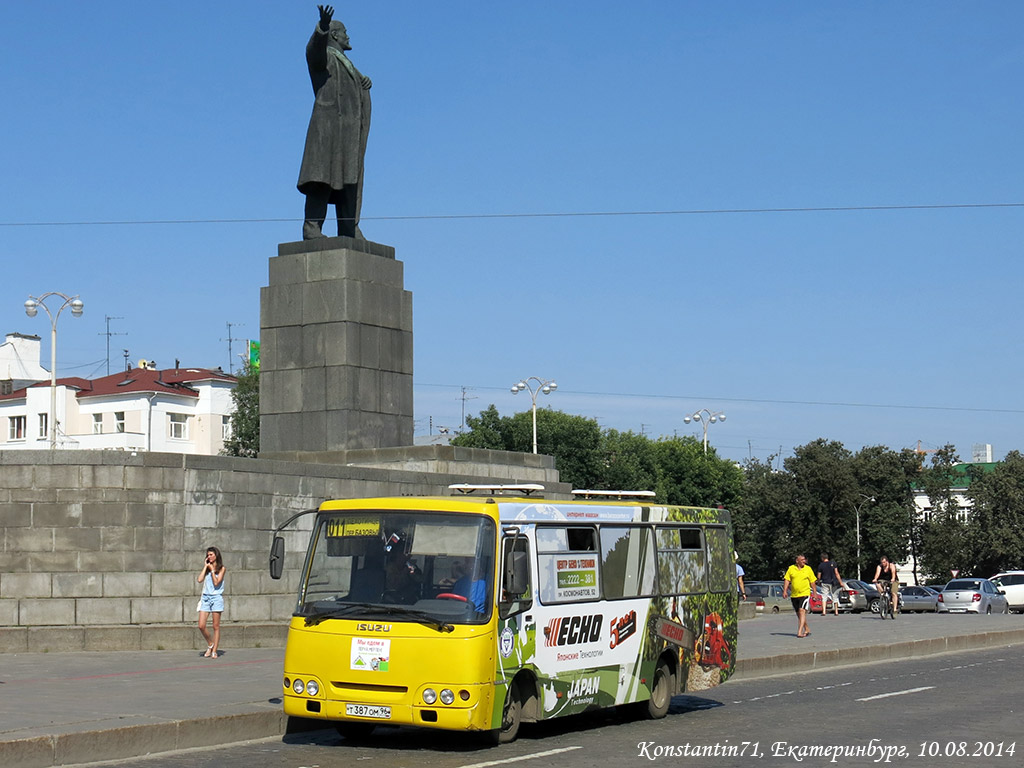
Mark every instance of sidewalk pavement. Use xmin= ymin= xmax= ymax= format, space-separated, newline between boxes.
xmin=2 ymin=612 xmax=1023 ymax=768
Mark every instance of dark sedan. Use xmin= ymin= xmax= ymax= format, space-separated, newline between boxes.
xmin=840 ymin=579 xmax=881 ymax=613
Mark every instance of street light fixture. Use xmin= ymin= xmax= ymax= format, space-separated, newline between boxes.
xmin=683 ymin=408 xmax=726 ymax=455
xmin=25 ymin=292 xmax=85 ymax=449
xmin=854 ymin=493 xmax=875 ymax=581
xmin=511 ymin=377 xmax=557 ymax=454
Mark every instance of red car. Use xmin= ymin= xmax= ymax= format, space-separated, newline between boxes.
xmin=808 ymin=584 xmax=837 ymax=614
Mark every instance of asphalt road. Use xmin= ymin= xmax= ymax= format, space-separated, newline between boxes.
xmin=86 ymin=644 xmax=1023 ymax=768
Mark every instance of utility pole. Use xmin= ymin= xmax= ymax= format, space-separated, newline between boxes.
xmin=222 ymin=323 xmax=243 ymax=374
xmin=459 ymin=385 xmax=477 ymax=433
xmin=99 ymin=316 xmax=127 ymax=376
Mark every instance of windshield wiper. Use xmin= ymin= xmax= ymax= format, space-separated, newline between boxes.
xmin=301 ymin=602 xmax=454 ymax=632
xmin=377 ymin=605 xmax=455 ymax=633
xmin=301 ymin=602 xmax=379 ymax=626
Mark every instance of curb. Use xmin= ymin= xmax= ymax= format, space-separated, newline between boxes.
xmin=732 ymin=627 xmax=1024 ymax=679
xmin=1 ymin=710 xmax=288 ymax=768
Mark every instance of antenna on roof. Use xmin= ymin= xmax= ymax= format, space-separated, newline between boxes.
xmin=222 ymin=322 xmax=243 ymax=374
xmin=99 ymin=316 xmax=127 ymax=376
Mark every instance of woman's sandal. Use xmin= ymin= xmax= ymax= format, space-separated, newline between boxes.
xmin=210 ymin=650 xmax=219 ymax=659
xmin=204 ymin=645 xmax=213 ymax=657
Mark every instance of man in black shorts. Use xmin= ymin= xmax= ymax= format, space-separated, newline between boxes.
xmin=817 ymin=553 xmax=845 ymax=616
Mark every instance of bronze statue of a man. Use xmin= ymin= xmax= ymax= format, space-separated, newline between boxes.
xmin=298 ymin=5 xmax=372 ymax=239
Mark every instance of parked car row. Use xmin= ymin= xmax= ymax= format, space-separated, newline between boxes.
xmin=744 ymin=575 xmax=1020 ymax=616
xmin=744 ymin=581 xmax=837 ymax=614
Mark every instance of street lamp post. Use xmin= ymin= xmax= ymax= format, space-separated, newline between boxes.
xmin=511 ymin=377 xmax=557 ymax=454
xmin=25 ymin=292 xmax=85 ymax=449
xmin=854 ymin=493 xmax=875 ymax=581
xmin=683 ymin=408 xmax=726 ymax=455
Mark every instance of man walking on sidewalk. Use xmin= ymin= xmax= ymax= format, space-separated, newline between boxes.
xmin=783 ymin=553 xmax=817 ymax=638
xmin=817 ymin=553 xmax=845 ymax=616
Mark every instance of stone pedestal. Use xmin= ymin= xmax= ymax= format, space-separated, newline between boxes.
xmin=259 ymin=236 xmax=413 ymax=453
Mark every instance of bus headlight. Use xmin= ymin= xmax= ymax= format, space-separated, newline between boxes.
xmin=422 ymin=688 xmax=437 ymax=704
xmin=306 ymin=679 xmax=320 ymax=696
xmin=440 ymin=688 xmax=455 ymax=705
xmin=292 ymin=679 xmax=305 ymax=695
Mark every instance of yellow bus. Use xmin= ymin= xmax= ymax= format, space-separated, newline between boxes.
xmin=269 ymin=485 xmax=738 ymax=743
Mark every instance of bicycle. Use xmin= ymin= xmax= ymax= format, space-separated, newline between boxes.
xmin=875 ymin=580 xmax=896 ymax=619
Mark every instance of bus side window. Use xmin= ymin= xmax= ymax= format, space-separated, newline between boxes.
xmin=499 ymin=536 xmax=532 ymax=618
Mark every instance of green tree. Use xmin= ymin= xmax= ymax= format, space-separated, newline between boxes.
xmin=918 ymin=445 xmax=970 ymax=579
xmin=452 ymin=406 xmax=604 ymax=489
xmin=783 ymin=439 xmax=857 ymax=567
xmin=731 ymin=455 xmax=794 ymax=579
xmin=600 ymin=429 xmax=659 ymax=493
xmin=222 ymin=361 xmax=259 ymax=457
xmin=652 ymin=436 xmax=742 ymax=509
xmin=851 ymin=445 xmax=918 ymax=581
xmin=965 ymin=451 xmax=1024 ymax=576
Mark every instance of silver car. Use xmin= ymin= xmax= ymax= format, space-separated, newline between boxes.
xmin=936 ymin=578 xmax=1009 ymax=614
xmin=898 ymin=585 xmax=939 ymax=613
xmin=745 ymin=581 xmax=792 ymax=613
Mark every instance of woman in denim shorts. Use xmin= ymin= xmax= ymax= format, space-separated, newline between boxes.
xmin=197 ymin=546 xmax=226 ymax=658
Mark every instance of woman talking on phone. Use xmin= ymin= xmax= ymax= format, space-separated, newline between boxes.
xmin=197 ymin=546 xmax=226 ymax=658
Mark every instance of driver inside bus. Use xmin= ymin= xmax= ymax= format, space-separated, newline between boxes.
xmin=383 ymin=550 xmax=422 ymax=604
xmin=453 ymin=557 xmax=490 ymax=613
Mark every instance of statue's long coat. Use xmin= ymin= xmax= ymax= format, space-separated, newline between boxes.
xmin=297 ymin=26 xmax=371 ymax=197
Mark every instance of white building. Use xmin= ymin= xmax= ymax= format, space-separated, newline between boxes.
xmin=0 ymin=333 xmax=50 ymax=392
xmin=0 ymin=352 xmax=237 ymax=455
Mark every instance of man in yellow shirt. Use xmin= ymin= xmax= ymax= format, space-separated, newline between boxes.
xmin=783 ymin=553 xmax=817 ymax=638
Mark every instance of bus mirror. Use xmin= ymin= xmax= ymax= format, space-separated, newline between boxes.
xmin=504 ymin=550 xmax=528 ymax=597
xmin=269 ymin=535 xmax=285 ymax=580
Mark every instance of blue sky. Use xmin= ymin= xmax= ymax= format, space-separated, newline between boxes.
xmin=2 ymin=2 xmax=1022 ymax=465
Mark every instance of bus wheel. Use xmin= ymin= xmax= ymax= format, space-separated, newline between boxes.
xmin=335 ymin=722 xmax=376 ymax=740
xmin=646 ymin=662 xmax=672 ymax=719
xmin=496 ymin=684 xmax=523 ymax=743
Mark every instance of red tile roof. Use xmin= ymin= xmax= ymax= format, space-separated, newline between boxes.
xmin=0 ymin=366 xmax=236 ymax=401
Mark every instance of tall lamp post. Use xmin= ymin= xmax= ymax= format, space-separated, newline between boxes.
xmin=511 ymin=377 xmax=557 ymax=454
xmin=854 ymin=493 xmax=875 ymax=581
xmin=683 ymin=408 xmax=726 ymax=455
xmin=25 ymin=292 xmax=85 ymax=449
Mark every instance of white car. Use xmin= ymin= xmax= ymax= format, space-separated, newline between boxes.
xmin=988 ymin=571 xmax=1024 ymax=613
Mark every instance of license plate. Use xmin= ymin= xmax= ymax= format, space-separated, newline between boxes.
xmin=346 ymin=703 xmax=391 ymax=719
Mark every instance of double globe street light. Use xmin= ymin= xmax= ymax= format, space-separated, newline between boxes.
xmin=683 ymin=408 xmax=726 ymax=455
xmin=25 ymin=292 xmax=85 ymax=449
xmin=511 ymin=377 xmax=557 ymax=454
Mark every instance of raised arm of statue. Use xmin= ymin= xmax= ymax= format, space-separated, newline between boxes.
xmin=318 ymin=5 xmax=334 ymax=32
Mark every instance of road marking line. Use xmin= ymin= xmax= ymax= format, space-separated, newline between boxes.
xmin=856 ymin=686 xmax=935 ymax=702
xmin=460 ymin=746 xmax=582 ymax=768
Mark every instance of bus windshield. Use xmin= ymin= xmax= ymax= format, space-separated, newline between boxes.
xmin=297 ymin=510 xmax=496 ymax=626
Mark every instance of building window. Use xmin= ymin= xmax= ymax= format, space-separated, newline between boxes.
xmin=115 ymin=412 xmax=125 ymax=433
xmin=38 ymin=413 xmax=48 ymax=438
xmin=8 ymin=415 xmax=27 ymax=441
xmin=0 ymin=380 xmax=12 ymax=395
xmin=222 ymin=414 xmax=232 ymax=440
xmin=92 ymin=413 xmax=103 ymax=434
xmin=169 ymin=413 xmax=189 ymax=440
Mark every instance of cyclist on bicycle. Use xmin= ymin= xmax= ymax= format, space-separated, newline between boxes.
xmin=872 ymin=555 xmax=899 ymax=616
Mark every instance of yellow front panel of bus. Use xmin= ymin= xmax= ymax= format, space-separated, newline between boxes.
xmin=283 ymin=618 xmax=498 ymax=732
